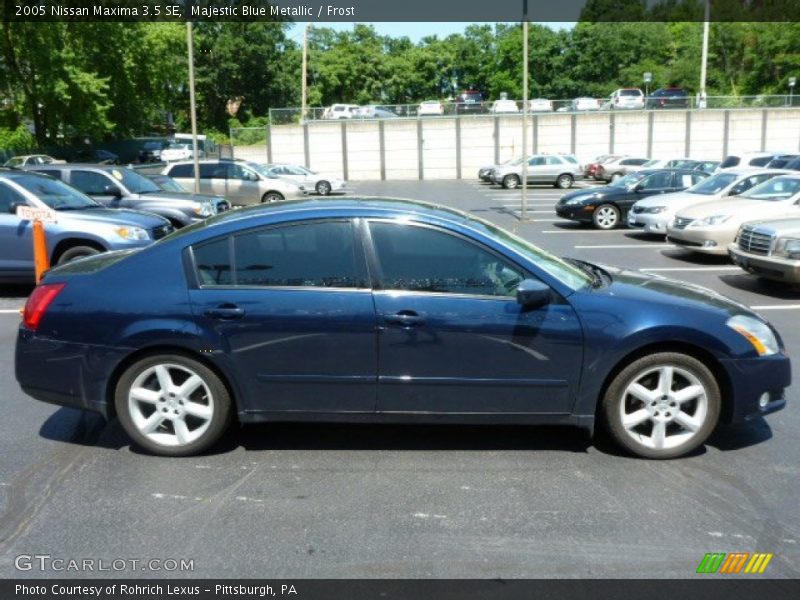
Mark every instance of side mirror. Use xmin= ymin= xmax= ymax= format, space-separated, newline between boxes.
xmin=104 ymin=184 xmax=123 ymax=197
xmin=516 ymin=279 xmax=551 ymax=308
xmin=9 ymin=201 xmax=24 ymax=214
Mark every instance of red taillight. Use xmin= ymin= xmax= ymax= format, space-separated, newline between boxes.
xmin=23 ymin=283 xmax=65 ymax=331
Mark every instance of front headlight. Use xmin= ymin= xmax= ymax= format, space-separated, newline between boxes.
xmin=192 ymin=202 xmax=214 ymax=217
xmin=773 ymin=237 xmax=800 ymax=260
xmin=564 ymin=196 xmax=590 ymax=206
xmin=114 ymin=226 xmax=149 ymax=241
xmin=727 ymin=314 xmax=779 ymax=356
xmin=696 ymin=214 xmax=731 ymax=227
xmin=643 ymin=206 xmax=666 ymax=214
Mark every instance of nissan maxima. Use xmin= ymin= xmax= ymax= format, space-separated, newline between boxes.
xmin=15 ymin=199 xmax=790 ymax=458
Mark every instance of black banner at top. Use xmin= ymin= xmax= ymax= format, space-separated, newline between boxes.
xmin=2 ymin=0 xmax=800 ymax=22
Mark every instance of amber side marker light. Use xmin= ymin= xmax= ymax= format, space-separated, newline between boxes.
xmin=23 ymin=283 xmax=66 ymax=331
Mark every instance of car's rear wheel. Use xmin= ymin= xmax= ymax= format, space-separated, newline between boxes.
xmin=115 ymin=354 xmax=232 ymax=457
xmin=502 ymin=174 xmax=520 ymax=189
xmin=592 ymin=204 xmax=620 ymax=229
xmin=262 ymin=191 xmax=284 ymax=203
xmin=602 ymin=353 xmax=720 ymax=459
xmin=316 ymin=180 xmax=332 ymax=196
xmin=56 ymin=245 xmax=101 ymax=265
xmin=556 ymin=174 xmax=574 ymax=189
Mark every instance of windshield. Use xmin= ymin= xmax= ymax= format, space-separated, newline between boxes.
xmin=465 ymin=216 xmax=593 ymax=291
xmin=111 ymin=168 xmax=161 ymax=194
xmin=246 ymin=163 xmax=272 ymax=178
xmin=611 ymin=171 xmax=647 ymax=188
xmin=150 ymin=176 xmax=185 ymax=192
xmin=13 ymin=173 xmax=100 ymax=210
xmin=739 ymin=177 xmax=800 ymax=201
xmin=687 ymin=172 xmax=737 ymax=195
xmin=167 ymin=143 xmax=189 ymax=150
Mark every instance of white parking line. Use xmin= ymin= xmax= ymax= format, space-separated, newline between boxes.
xmin=641 ymin=267 xmax=741 ymax=272
xmin=574 ymin=244 xmax=676 ymax=249
xmin=750 ymin=304 xmax=800 ymax=311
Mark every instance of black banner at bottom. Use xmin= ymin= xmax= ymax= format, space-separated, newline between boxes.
xmin=3 ymin=579 xmax=800 ymax=600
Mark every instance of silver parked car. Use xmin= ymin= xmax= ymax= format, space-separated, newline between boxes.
xmin=491 ymin=154 xmax=583 ymax=189
xmin=163 ymin=160 xmax=306 ymax=206
xmin=729 ymin=216 xmax=800 ymax=285
xmin=263 ymin=164 xmax=347 ymax=196
xmin=593 ymin=156 xmax=650 ymax=182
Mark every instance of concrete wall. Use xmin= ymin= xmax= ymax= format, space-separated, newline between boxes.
xmin=235 ymin=108 xmax=800 ymax=180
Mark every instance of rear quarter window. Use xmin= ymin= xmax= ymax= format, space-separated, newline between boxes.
xmin=167 ymin=164 xmax=193 ymax=178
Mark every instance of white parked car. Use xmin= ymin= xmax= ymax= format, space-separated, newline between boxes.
xmin=628 ymin=168 xmax=787 ymax=235
xmin=529 ymin=98 xmax=554 ymax=112
xmin=160 ymin=143 xmax=196 ymax=162
xmin=490 ymin=99 xmax=519 ymax=114
xmin=322 ymin=104 xmax=360 ymax=119
xmin=571 ymin=97 xmax=600 ymax=111
xmin=264 ymin=164 xmax=347 ymax=196
xmin=719 ymin=151 xmax=794 ymax=169
xmin=667 ymin=174 xmax=800 ymax=255
xmin=417 ymin=100 xmax=444 ymax=116
xmin=608 ymin=88 xmax=645 ymax=110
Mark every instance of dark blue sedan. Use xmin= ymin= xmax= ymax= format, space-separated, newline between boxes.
xmin=15 ymin=199 xmax=790 ymax=458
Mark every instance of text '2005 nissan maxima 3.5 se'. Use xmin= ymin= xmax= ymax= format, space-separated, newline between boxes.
xmin=15 ymin=199 xmax=790 ymax=458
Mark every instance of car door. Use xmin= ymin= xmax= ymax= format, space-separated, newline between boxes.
xmin=187 ymin=218 xmax=378 ymax=414
xmin=628 ymin=172 xmax=675 ymax=213
xmin=224 ymin=163 xmax=260 ymax=204
xmin=68 ymin=170 xmax=125 ymax=208
xmin=0 ymin=182 xmax=34 ymax=275
xmin=366 ymin=220 xmax=583 ymax=414
xmin=526 ymin=156 xmax=547 ymax=183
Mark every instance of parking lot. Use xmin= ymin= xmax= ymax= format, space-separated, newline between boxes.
xmin=0 ymin=178 xmax=798 ymax=578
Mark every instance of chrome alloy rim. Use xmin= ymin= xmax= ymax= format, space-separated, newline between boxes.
xmin=595 ymin=206 xmax=618 ymax=228
xmin=128 ymin=364 xmax=214 ymax=447
xmin=619 ymin=365 xmax=708 ymax=451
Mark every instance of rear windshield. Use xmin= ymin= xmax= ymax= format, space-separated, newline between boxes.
xmin=719 ymin=156 xmax=741 ymax=169
xmin=619 ymin=89 xmax=642 ymax=96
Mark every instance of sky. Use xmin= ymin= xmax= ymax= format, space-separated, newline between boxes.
xmin=288 ymin=22 xmax=574 ymax=44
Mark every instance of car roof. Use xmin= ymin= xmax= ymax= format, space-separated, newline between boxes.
xmin=27 ymin=163 xmax=126 ymax=171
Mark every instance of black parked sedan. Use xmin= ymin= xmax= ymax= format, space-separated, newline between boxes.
xmin=556 ymin=169 xmax=709 ymax=229
xmin=645 ymin=87 xmax=689 ymax=109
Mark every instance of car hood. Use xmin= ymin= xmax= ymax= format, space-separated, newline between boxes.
xmin=592 ymin=263 xmax=752 ymax=317
xmin=559 ymin=186 xmax=621 ymax=202
xmin=132 ymin=191 xmax=218 ymax=204
xmin=742 ymin=216 xmax=800 ymax=237
xmin=58 ymin=207 xmax=168 ymax=227
xmin=634 ymin=190 xmax=720 ymax=208
xmin=676 ymin=198 xmax=799 ymax=220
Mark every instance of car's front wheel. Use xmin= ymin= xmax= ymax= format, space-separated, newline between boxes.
xmin=115 ymin=354 xmax=232 ymax=457
xmin=602 ymin=352 xmax=721 ymax=459
xmin=502 ymin=174 xmax=520 ymax=189
xmin=56 ymin=245 xmax=101 ymax=265
xmin=262 ymin=191 xmax=284 ymax=203
xmin=592 ymin=204 xmax=620 ymax=229
xmin=555 ymin=174 xmax=574 ymax=189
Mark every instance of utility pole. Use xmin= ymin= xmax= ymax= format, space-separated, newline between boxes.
xmin=187 ymin=21 xmax=200 ymax=193
xmin=521 ymin=1 xmax=529 ymax=221
xmin=699 ymin=0 xmax=710 ymax=109
xmin=301 ymin=24 xmax=309 ymax=122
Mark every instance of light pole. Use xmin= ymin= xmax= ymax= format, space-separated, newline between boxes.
xmin=789 ymin=77 xmax=797 ymax=107
xmin=186 ymin=21 xmax=200 ymax=193
xmin=521 ymin=6 xmax=529 ymax=221
xmin=301 ymin=24 xmax=309 ymax=123
xmin=699 ymin=0 xmax=710 ymax=109
xmin=643 ymin=72 xmax=652 ymax=101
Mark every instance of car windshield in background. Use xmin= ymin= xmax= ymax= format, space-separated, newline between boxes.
xmin=115 ymin=168 xmax=161 ymax=194
xmin=740 ymin=177 xmax=800 ymax=200
xmin=149 ymin=175 xmax=186 ymax=193
xmin=688 ymin=173 xmax=738 ymax=194
xmin=465 ymin=216 xmax=593 ymax=291
xmin=14 ymin=173 xmax=100 ymax=210
xmin=611 ymin=171 xmax=647 ymax=187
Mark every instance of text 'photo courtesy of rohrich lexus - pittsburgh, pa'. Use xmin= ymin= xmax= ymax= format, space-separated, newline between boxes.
xmin=14 ymin=198 xmax=790 ymax=459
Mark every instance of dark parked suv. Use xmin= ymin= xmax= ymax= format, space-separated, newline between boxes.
xmin=454 ymin=90 xmax=485 ymax=115
xmin=646 ymin=87 xmax=689 ymax=109
xmin=27 ymin=165 xmax=229 ymax=228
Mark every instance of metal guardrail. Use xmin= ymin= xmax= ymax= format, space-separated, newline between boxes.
xmin=268 ymin=95 xmax=800 ymax=125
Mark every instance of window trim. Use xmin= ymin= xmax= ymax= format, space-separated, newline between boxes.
xmin=187 ymin=217 xmax=370 ymax=291
xmin=362 ymin=218 xmax=536 ymax=300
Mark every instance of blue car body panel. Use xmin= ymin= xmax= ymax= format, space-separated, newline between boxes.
xmin=15 ymin=199 xmax=790 ymax=433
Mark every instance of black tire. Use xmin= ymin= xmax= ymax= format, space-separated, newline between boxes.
xmin=115 ymin=353 xmax=232 ymax=457
xmin=56 ymin=245 xmax=101 ymax=265
xmin=262 ymin=191 xmax=284 ymax=203
xmin=316 ymin=180 xmax=332 ymax=196
xmin=592 ymin=204 xmax=620 ymax=230
xmin=555 ymin=173 xmax=574 ymax=189
xmin=502 ymin=174 xmax=520 ymax=190
xmin=601 ymin=352 xmax=721 ymax=459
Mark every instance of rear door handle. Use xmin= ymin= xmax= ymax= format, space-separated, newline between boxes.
xmin=204 ymin=304 xmax=245 ymax=320
xmin=384 ymin=311 xmax=425 ymax=328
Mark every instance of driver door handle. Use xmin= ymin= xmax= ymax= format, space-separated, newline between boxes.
xmin=205 ymin=304 xmax=245 ymax=320
xmin=384 ymin=311 xmax=425 ymax=328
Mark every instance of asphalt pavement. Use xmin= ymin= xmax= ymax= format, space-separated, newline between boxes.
xmin=0 ymin=179 xmax=798 ymax=578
